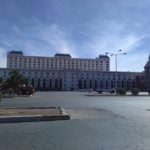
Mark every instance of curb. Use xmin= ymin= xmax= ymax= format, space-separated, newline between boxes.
xmin=61 ymin=108 xmax=70 ymax=120
xmin=0 ymin=108 xmax=70 ymax=123
xmin=2 ymin=95 xmax=32 ymax=98
xmin=0 ymin=115 xmax=42 ymax=123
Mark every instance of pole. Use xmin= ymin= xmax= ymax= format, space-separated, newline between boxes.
xmin=115 ymin=54 xmax=118 ymax=94
xmin=105 ymin=50 xmax=126 ymax=94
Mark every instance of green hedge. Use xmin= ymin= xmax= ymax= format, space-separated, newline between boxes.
xmin=117 ymin=88 xmax=127 ymax=95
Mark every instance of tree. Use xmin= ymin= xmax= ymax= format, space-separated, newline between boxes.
xmin=1 ymin=70 xmax=28 ymax=92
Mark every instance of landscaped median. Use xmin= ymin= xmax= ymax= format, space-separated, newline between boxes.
xmin=85 ymin=92 xmax=150 ymax=96
xmin=0 ymin=107 xmax=70 ymax=123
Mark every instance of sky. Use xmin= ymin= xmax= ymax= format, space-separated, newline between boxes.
xmin=0 ymin=0 xmax=150 ymax=71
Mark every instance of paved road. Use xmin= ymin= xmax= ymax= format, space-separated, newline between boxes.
xmin=0 ymin=92 xmax=150 ymax=150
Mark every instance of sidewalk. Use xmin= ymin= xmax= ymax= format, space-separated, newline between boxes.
xmin=0 ymin=107 xmax=70 ymax=123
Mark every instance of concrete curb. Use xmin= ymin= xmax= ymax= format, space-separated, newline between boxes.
xmin=0 ymin=115 xmax=42 ymax=123
xmin=0 ymin=108 xmax=70 ymax=123
xmin=61 ymin=108 xmax=70 ymax=120
xmin=2 ymin=95 xmax=32 ymax=98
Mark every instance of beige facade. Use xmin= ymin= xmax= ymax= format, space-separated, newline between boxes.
xmin=7 ymin=51 xmax=110 ymax=71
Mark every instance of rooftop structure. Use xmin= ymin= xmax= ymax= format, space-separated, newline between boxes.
xmin=99 ymin=55 xmax=109 ymax=58
xmin=54 ymin=53 xmax=71 ymax=58
xmin=8 ymin=51 xmax=23 ymax=55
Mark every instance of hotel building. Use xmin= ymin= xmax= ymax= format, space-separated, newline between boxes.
xmin=0 ymin=51 xmax=149 ymax=91
xmin=7 ymin=51 xmax=110 ymax=71
xmin=145 ymin=55 xmax=150 ymax=89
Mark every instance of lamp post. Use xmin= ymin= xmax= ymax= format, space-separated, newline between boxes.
xmin=106 ymin=50 xmax=127 ymax=94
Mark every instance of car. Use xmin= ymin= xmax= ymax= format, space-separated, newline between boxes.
xmin=96 ymin=88 xmax=115 ymax=94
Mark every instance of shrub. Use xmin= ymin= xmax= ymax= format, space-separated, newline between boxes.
xmin=131 ymin=88 xmax=139 ymax=96
xmin=25 ymin=86 xmax=35 ymax=95
xmin=117 ymin=88 xmax=126 ymax=95
xmin=148 ymin=88 xmax=150 ymax=95
xmin=0 ymin=92 xmax=2 ymax=102
xmin=18 ymin=86 xmax=35 ymax=95
xmin=1 ymin=91 xmax=6 ymax=95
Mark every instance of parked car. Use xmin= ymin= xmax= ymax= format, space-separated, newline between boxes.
xmin=96 ymin=88 xmax=115 ymax=94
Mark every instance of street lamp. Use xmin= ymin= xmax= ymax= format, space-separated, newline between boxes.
xmin=106 ymin=50 xmax=127 ymax=94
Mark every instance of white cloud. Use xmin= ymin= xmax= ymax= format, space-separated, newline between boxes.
xmin=0 ymin=13 xmax=148 ymax=72
xmin=87 ymin=34 xmax=145 ymax=71
xmin=76 ymin=21 xmax=147 ymax=71
xmin=85 ymin=21 xmax=143 ymax=53
xmin=117 ymin=51 xmax=149 ymax=72
xmin=1 ymin=23 xmax=78 ymax=59
xmin=37 ymin=24 xmax=78 ymax=57
xmin=95 ymin=34 xmax=143 ymax=54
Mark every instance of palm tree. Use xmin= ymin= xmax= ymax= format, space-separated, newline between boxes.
xmin=2 ymin=70 xmax=28 ymax=92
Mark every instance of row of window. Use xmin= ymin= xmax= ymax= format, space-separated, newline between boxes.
xmin=8 ymin=58 xmax=109 ymax=65
xmin=1 ymin=71 xmax=134 ymax=77
xmin=9 ymin=65 xmax=109 ymax=71
xmin=9 ymin=62 xmax=109 ymax=67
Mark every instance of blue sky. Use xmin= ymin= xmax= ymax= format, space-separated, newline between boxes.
xmin=0 ymin=0 xmax=150 ymax=71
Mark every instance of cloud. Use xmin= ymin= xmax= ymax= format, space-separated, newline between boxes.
xmin=117 ymin=51 xmax=149 ymax=72
xmin=0 ymin=21 xmax=78 ymax=59
xmin=0 ymin=20 xmax=147 ymax=71
xmin=93 ymin=33 xmax=144 ymax=54
xmin=80 ymin=21 xmax=143 ymax=52
xmin=36 ymin=23 xmax=78 ymax=57
xmin=73 ymin=20 xmax=147 ymax=71
xmin=0 ymin=0 xmax=149 ymax=72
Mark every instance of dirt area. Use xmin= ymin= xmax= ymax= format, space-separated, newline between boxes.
xmin=0 ymin=108 xmax=62 ymax=116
